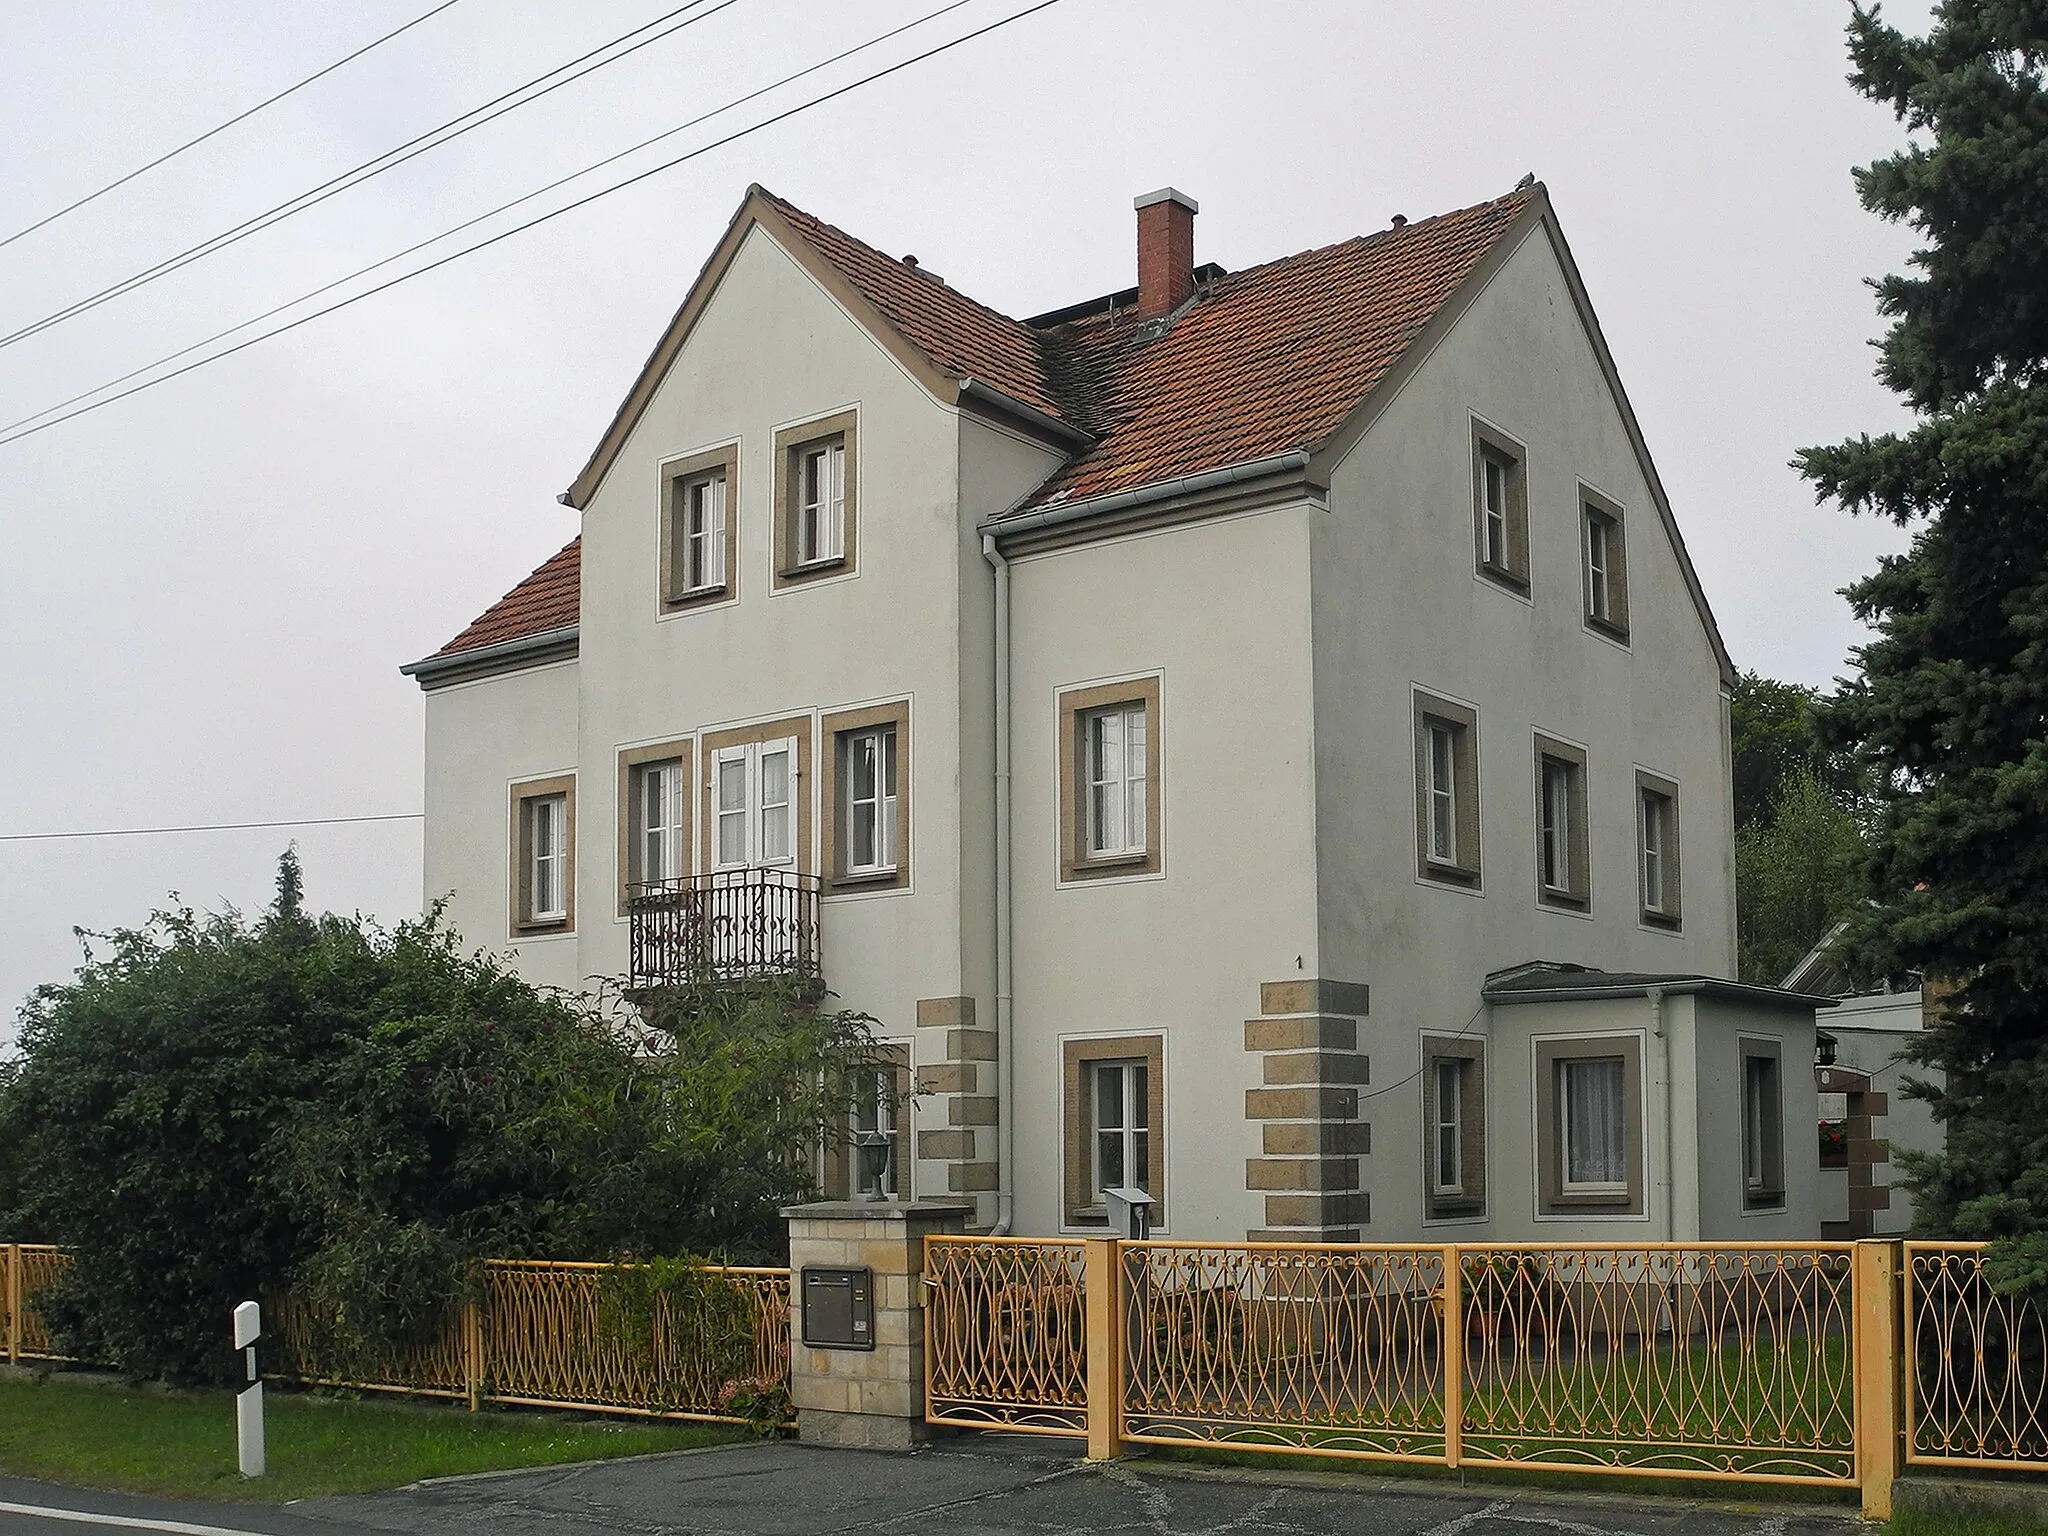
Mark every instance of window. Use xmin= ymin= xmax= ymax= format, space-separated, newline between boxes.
xmin=822 ymin=1044 xmax=911 ymax=1200
xmin=1636 ymin=770 xmax=1682 ymax=927
xmin=700 ymin=718 xmax=811 ymax=873
xmin=510 ymin=776 xmax=576 ymax=932
xmin=1434 ymin=1061 xmax=1463 ymax=1193
xmin=1560 ymin=1058 xmax=1627 ymax=1192
xmin=1414 ymin=692 xmax=1480 ymax=884
xmin=774 ymin=411 xmax=859 ymax=587
xmin=1472 ymin=421 xmax=1530 ymax=589
xmin=1058 ymin=677 xmax=1163 ymax=881
xmin=823 ymin=702 xmax=910 ymax=890
xmin=1581 ymin=490 xmax=1629 ymax=637
xmin=1534 ymin=735 xmax=1590 ymax=908
xmin=1084 ymin=703 xmax=1147 ymax=859
xmin=1422 ymin=1035 xmax=1486 ymax=1219
xmin=1741 ymin=1040 xmax=1786 ymax=1209
xmin=1534 ymin=1035 xmax=1643 ymax=1215
xmin=617 ymin=741 xmax=691 ymax=909
xmin=1062 ymin=1034 xmax=1165 ymax=1225
xmin=660 ymin=445 xmax=738 ymax=607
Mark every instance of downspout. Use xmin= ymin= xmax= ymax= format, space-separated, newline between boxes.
xmin=1649 ymin=985 xmax=1677 ymax=1240
xmin=981 ymin=532 xmax=1015 ymax=1235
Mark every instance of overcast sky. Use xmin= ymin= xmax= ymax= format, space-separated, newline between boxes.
xmin=0 ymin=0 xmax=1929 ymax=1043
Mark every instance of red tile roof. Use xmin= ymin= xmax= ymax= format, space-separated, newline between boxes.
xmin=1015 ymin=190 xmax=1536 ymax=511
xmin=430 ymin=185 xmax=1538 ymax=659
xmin=762 ymin=192 xmax=1061 ymax=419
xmin=433 ymin=537 xmax=580 ymax=657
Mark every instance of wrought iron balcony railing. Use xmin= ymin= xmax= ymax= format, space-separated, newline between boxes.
xmin=626 ymin=868 xmax=822 ymax=989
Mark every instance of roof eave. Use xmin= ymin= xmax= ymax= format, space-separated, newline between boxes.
xmin=400 ymin=623 xmax=580 ymax=688
xmin=1483 ymin=977 xmax=1839 ymax=1012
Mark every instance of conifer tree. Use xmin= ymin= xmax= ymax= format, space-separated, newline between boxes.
xmin=1798 ymin=3 xmax=2048 ymax=1282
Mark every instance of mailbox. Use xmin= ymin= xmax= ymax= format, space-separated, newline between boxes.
xmin=801 ymin=1266 xmax=875 ymax=1350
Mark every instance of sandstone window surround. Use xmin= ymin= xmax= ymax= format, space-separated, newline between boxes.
xmin=821 ymin=701 xmax=910 ymax=893
xmin=616 ymin=739 xmax=692 ymax=913
xmin=1421 ymin=1033 xmax=1486 ymax=1221
xmin=773 ymin=410 xmax=859 ymax=589
xmin=1414 ymin=690 xmax=1481 ymax=887
xmin=1057 ymin=676 xmax=1164 ymax=883
xmin=1581 ymin=486 xmax=1630 ymax=641
xmin=1062 ymin=1033 xmax=1165 ymax=1228
xmin=509 ymin=774 xmax=576 ymax=935
xmin=1534 ymin=733 xmax=1591 ymax=911
xmin=660 ymin=443 xmax=740 ymax=609
xmin=1472 ymin=417 xmax=1531 ymax=592
xmin=1740 ymin=1036 xmax=1787 ymax=1211
xmin=1533 ymin=1033 xmax=1646 ymax=1218
xmin=1636 ymin=767 xmax=1682 ymax=929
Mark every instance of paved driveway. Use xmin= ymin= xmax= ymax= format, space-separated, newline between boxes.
xmin=0 ymin=1438 xmax=1862 ymax=1536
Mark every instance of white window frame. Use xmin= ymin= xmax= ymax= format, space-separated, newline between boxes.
xmin=844 ymin=725 xmax=898 ymax=876
xmin=1480 ymin=449 xmax=1511 ymax=570
xmin=797 ymin=440 xmax=846 ymax=566
xmin=1433 ymin=1058 xmax=1464 ymax=1196
xmin=529 ymin=794 xmax=568 ymax=921
xmin=711 ymin=737 xmax=797 ymax=871
xmin=1586 ymin=508 xmax=1614 ymax=623
xmin=1427 ymin=722 xmax=1459 ymax=866
xmin=1641 ymin=788 xmax=1668 ymax=916
xmin=680 ymin=470 xmax=727 ymax=593
xmin=631 ymin=759 xmax=684 ymax=886
xmin=1540 ymin=757 xmax=1574 ymax=894
xmin=1558 ymin=1056 xmax=1629 ymax=1196
xmin=852 ymin=1063 xmax=898 ymax=1199
xmin=1083 ymin=703 xmax=1148 ymax=859
xmin=1090 ymin=1058 xmax=1149 ymax=1203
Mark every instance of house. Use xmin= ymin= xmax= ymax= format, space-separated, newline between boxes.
xmin=1783 ymin=927 xmax=1944 ymax=1238
xmin=403 ymin=178 xmax=1826 ymax=1243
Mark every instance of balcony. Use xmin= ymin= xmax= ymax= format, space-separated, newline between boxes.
xmin=626 ymin=868 xmax=822 ymax=990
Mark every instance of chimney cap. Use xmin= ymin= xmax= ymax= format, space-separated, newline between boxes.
xmin=1134 ymin=186 xmax=1199 ymax=214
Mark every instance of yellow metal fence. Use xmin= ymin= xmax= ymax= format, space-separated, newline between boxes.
xmin=3 ymin=1244 xmax=73 ymax=1364
xmin=925 ymin=1237 xmax=1912 ymax=1515
xmin=276 ymin=1259 xmax=792 ymax=1425
xmin=1905 ymin=1241 xmax=2048 ymax=1469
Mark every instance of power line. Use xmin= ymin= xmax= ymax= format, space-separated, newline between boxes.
xmin=0 ymin=0 xmax=1067 ymax=449
xmin=0 ymin=813 xmax=423 ymax=844
xmin=0 ymin=0 xmax=467 ymax=253
xmin=0 ymin=0 xmax=982 ymax=442
xmin=0 ymin=0 xmax=746 ymax=354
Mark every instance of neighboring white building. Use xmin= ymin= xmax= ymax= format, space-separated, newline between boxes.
xmin=405 ymin=180 xmax=1827 ymax=1243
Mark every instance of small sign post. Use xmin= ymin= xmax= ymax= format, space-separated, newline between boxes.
xmin=232 ymin=1300 xmax=264 ymax=1478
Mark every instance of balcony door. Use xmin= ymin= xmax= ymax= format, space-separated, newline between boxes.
xmin=711 ymin=736 xmax=797 ymax=872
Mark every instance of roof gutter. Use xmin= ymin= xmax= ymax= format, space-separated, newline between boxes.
xmin=1483 ymin=978 xmax=1837 ymax=1011
xmin=955 ymin=377 xmax=1094 ymax=450
xmin=399 ymin=623 xmax=580 ymax=684
xmin=980 ymin=450 xmax=1315 ymax=543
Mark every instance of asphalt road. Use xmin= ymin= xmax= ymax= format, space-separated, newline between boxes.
xmin=0 ymin=1438 xmax=1863 ymax=1536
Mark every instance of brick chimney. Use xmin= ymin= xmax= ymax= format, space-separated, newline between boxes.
xmin=1134 ymin=187 xmax=1198 ymax=318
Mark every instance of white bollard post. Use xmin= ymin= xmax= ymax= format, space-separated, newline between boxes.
xmin=232 ymin=1300 xmax=264 ymax=1478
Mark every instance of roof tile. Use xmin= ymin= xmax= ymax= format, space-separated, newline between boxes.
xmin=433 ymin=537 xmax=579 ymax=657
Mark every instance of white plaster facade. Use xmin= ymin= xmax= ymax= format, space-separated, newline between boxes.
xmin=410 ymin=183 xmax=1826 ymax=1244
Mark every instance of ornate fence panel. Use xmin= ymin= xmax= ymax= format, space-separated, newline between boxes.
xmin=273 ymin=1259 xmax=791 ymax=1426
xmin=1454 ymin=1244 xmax=1857 ymax=1484
xmin=627 ymin=870 xmax=821 ymax=988
xmin=1118 ymin=1242 xmax=1448 ymax=1464
xmin=4 ymin=1245 xmax=74 ymax=1363
xmin=1905 ymin=1242 xmax=2048 ymax=1469
xmin=483 ymin=1260 xmax=790 ymax=1421
xmin=924 ymin=1236 xmax=1089 ymax=1434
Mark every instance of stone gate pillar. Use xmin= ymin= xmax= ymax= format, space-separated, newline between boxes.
xmin=782 ymin=1199 xmax=971 ymax=1449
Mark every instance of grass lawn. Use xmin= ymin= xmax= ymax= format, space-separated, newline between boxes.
xmin=0 ymin=1370 xmax=751 ymax=1503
